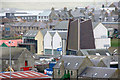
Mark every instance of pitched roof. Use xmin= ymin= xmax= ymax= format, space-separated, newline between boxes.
xmin=53 ymin=55 xmax=86 ymax=69
xmin=0 ymin=39 xmax=22 ymax=47
xmin=41 ymin=29 xmax=50 ymax=36
xmin=12 ymin=22 xmax=22 ymax=26
xmin=79 ymin=67 xmax=117 ymax=78
xmin=80 ymin=49 xmax=111 ymax=56
xmin=71 ymin=9 xmax=84 ymax=18
xmin=20 ymin=22 xmax=33 ymax=26
xmin=0 ymin=47 xmax=28 ymax=60
xmin=49 ymin=32 xmax=55 ymax=37
xmin=0 ymin=71 xmax=51 ymax=79
xmin=67 ymin=19 xmax=95 ymax=50
xmin=23 ymin=30 xmax=39 ymax=37
xmin=39 ymin=11 xmax=51 ymax=16
xmin=32 ymin=22 xmax=46 ymax=28
xmin=58 ymin=32 xmax=67 ymax=39
xmin=53 ymin=21 xmax=69 ymax=30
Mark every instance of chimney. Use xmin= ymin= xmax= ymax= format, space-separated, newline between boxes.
xmin=60 ymin=60 xmax=65 ymax=77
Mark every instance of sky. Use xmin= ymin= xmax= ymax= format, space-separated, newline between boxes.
xmin=1 ymin=0 xmax=120 ymax=2
xmin=1 ymin=0 xmax=119 ymax=10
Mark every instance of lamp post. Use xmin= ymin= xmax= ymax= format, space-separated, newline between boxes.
xmin=8 ymin=40 xmax=11 ymax=80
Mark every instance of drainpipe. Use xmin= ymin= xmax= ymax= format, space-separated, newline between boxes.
xmin=77 ymin=69 xmax=78 ymax=80
xmin=52 ymin=36 xmax=54 ymax=55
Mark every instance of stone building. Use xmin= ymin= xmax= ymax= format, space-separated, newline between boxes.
xmin=53 ymin=55 xmax=94 ymax=79
xmin=0 ymin=47 xmax=35 ymax=71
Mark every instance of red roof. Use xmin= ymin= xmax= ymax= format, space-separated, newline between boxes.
xmin=0 ymin=39 xmax=22 ymax=47
xmin=0 ymin=71 xmax=51 ymax=80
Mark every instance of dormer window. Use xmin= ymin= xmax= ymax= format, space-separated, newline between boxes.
xmin=95 ymin=53 xmax=100 ymax=56
xmin=105 ymin=17 xmax=108 ymax=21
xmin=112 ymin=17 xmax=115 ymax=21
xmin=67 ymin=62 xmax=70 ymax=66
xmin=104 ymin=74 xmax=107 ymax=77
xmin=94 ymin=73 xmax=97 ymax=76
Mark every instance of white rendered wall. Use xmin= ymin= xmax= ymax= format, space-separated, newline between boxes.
xmin=53 ymin=32 xmax=62 ymax=49
xmin=95 ymin=38 xmax=111 ymax=49
xmin=44 ymin=31 xmax=52 ymax=49
xmin=94 ymin=23 xmax=108 ymax=39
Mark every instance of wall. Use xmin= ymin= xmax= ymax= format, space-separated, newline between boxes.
xmin=94 ymin=23 xmax=111 ymax=49
xmin=35 ymin=31 xmax=44 ymax=55
xmin=53 ymin=32 xmax=62 ymax=49
xmin=95 ymin=38 xmax=111 ymax=49
xmin=44 ymin=32 xmax=52 ymax=49
xmin=18 ymin=49 xmax=34 ymax=71
xmin=53 ymin=32 xmax=62 ymax=55
xmin=94 ymin=23 xmax=108 ymax=38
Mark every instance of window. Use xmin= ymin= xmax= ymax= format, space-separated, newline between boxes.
xmin=44 ymin=16 xmax=46 ymax=19
xmin=67 ymin=70 xmax=69 ymax=74
xmin=37 ymin=27 xmax=38 ymax=30
xmin=94 ymin=73 xmax=97 ymax=76
xmin=75 ymin=63 xmax=78 ymax=67
xmin=71 ymin=71 xmax=73 ymax=75
xmin=12 ymin=61 xmax=14 ymax=64
xmin=6 ymin=60 xmax=8 ymax=64
xmin=25 ymin=60 xmax=28 ymax=66
xmin=67 ymin=62 xmax=70 ymax=66
xmin=58 ymin=69 xmax=60 ymax=75
xmin=106 ymin=52 xmax=110 ymax=56
xmin=65 ymin=70 xmax=67 ymax=74
xmin=41 ymin=16 xmax=43 ymax=19
xmin=95 ymin=53 xmax=100 ymax=56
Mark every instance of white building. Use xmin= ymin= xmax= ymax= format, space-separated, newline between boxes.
xmin=44 ymin=31 xmax=67 ymax=55
xmin=37 ymin=11 xmax=51 ymax=22
xmin=94 ymin=23 xmax=111 ymax=49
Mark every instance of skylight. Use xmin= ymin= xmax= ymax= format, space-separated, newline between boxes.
xmin=95 ymin=53 xmax=100 ymax=56
xmin=67 ymin=62 xmax=70 ymax=66
xmin=104 ymin=74 xmax=107 ymax=77
xmin=75 ymin=63 xmax=79 ymax=67
xmin=106 ymin=53 xmax=110 ymax=56
xmin=94 ymin=73 xmax=97 ymax=76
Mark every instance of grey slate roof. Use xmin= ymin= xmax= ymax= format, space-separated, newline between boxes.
xmin=20 ymin=22 xmax=33 ymax=26
xmin=53 ymin=55 xmax=86 ymax=69
xmin=41 ymin=29 xmax=50 ymax=36
xmin=39 ymin=11 xmax=51 ymax=16
xmin=90 ymin=59 xmax=100 ymax=66
xmin=79 ymin=67 xmax=117 ymax=78
xmin=80 ymin=49 xmax=111 ymax=56
xmin=12 ymin=22 xmax=22 ymax=26
xmin=0 ymin=47 xmax=27 ymax=60
xmin=53 ymin=21 xmax=69 ymax=30
xmin=71 ymin=9 xmax=85 ymax=18
xmin=58 ymin=32 xmax=67 ymax=39
xmin=23 ymin=30 xmax=39 ymax=37
xmin=32 ymin=22 xmax=46 ymax=28
xmin=49 ymin=32 xmax=55 ymax=37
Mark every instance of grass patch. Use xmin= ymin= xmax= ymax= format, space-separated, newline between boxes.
xmin=111 ymin=39 xmax=120 ymax=47
xmin=1 ymin=36 xmax=22 ymax=40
